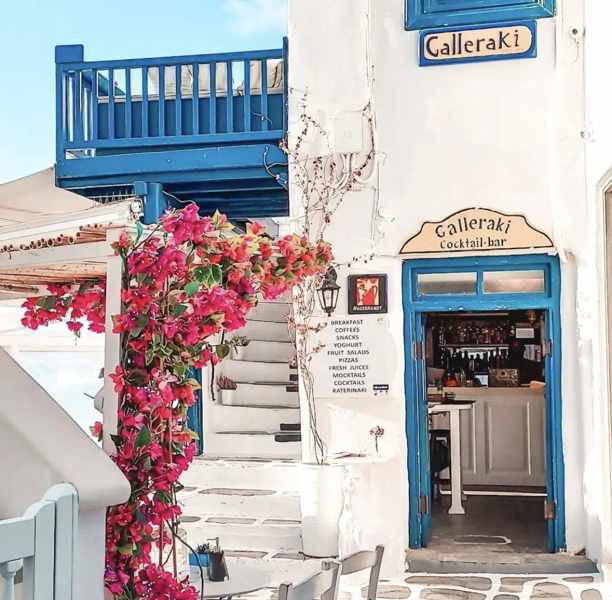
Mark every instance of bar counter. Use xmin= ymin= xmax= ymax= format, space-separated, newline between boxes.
xmin=431 ymin=386 xmax=545 ymax=487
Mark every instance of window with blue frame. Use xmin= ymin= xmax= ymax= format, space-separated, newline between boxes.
xmin=406 ymin=0 xmax=555 ymax=30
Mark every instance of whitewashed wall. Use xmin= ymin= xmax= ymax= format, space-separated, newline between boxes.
xmin=583 ymin=1 xmax=612 ymax=576
xmin=0 ymin=348 xmax=130 ymax=599
xmin=287 ymin=0 xmax=603 ymax=574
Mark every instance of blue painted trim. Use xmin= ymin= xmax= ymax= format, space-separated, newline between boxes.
xmin=404 ymin=309 xmax=432 ymax=547
xmin=57 ymin=144 xmax=287 ymax=182
xmin=403 ymin=287 xmax=421 ymax=547
xmin=187 ymin=368 xmax=204 ymax=455
xmin=56 ymin=48 xmax=283 ymax=70
xmin=403 ymin=254 xmax=565 ymax=551
xmin=419 ymin=20 xmax=537 ymax=67
xmin=406 ymin=0 xmax=554 ymax=30
xmin=55 ymin=45 xmax=84 ymax=64
xmin=282 ymin=37 xmax=289 ymax=134
xmin=62 ymin=130 xmax=283 ymax=151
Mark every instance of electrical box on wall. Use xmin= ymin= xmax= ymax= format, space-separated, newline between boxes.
xmin=405 ymin=0 xmax=555 ymax=30
xmin=333 ymin=111 xmax=367 ymax=154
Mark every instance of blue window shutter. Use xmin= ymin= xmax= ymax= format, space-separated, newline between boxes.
xmin=406 ymin=0 xmax=555 ymax=30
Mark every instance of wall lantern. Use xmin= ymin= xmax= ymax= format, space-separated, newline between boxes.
xmin=317 ymin=267 xmax=341 ymax=317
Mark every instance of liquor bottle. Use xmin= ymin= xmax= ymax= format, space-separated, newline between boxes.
xmin=475 ymin=353 xmax=482 ymax=372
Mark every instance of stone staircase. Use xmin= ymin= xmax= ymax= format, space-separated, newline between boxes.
xmin=181 ymin=297 xmax=307 ymax=562
xmin=179 ymin=458 xmax=303 ymax=555
xmin=203 ymin=296 xmax=301 ymax=460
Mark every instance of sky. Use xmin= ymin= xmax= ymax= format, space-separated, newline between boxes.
xmin=16 ymin=351 xmax=104 ymax=434
xmin=0 ymin=0 xmax=287 ymax=429
xmin=0 ymin=0 xmax=287 ymax=184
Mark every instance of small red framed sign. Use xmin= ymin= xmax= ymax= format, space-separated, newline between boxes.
xmin=348 ymin=274 xmax=388 ymax=315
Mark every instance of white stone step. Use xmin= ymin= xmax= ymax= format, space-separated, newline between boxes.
xmin=206 ymin=403 xmax=299 ymax=432
xmin=220 ymin=359 xmax=294 ymax=383
xmin=183 ymin=520 xmax=301 ymax=552
xmin=217 ymin=383 xmax=298 ymax=408
xmin=237 ymin=320 xmax=291 ymax=342
xmin=248 ymin=302 xmax=291 ymax=323
xmin=204 ymin=433 xmax=301 ymax=460
xmin=232 ymin=340 xmax=293 ymax=363
xmin=181 ymin=489 xmax=300 ymax=520
xmin=181 ymin=459 xmax=301 ymax=492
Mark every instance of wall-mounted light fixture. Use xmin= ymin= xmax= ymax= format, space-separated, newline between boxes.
xmin=316 ymin=267 xmax=341 ymax=317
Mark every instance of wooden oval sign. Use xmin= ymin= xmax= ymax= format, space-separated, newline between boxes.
xmin=399 ymin=208 xmax=554 ymax=255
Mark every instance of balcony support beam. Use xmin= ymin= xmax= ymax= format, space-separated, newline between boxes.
xmin=134 ymin=181 xmax=169 ymax=225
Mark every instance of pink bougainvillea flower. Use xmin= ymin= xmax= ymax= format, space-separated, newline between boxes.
xmin=21 ymin=203 xmax=332 ymax=600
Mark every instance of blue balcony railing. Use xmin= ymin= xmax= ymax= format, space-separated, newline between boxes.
xmin=55 ymin=44 xmax=287 ymax=161
xmin=54 ymin=44 xmax=289 ymax=219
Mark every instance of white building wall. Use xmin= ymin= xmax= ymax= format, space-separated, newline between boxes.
xmin=286 ymin=0 xmax=611 ymax=574
xmin=584 ymin=1 xmax=612 ymax=573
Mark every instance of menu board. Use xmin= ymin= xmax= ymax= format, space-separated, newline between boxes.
xmin=313 ymin=316 xmax=396 ymax=398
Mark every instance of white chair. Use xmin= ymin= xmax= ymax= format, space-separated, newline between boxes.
xmin=322 ymin=546 xmax=384 ymax=600
xmin=278 ymin=561 xmax=341 ymax=600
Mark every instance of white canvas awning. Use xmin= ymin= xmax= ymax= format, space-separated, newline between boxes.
xmin=0 ymin=168 xmax=140 ymax=299
xmin=0 ymin=170 xmax=133 ymax=452
xmin=0 ymin=167 xmax=97 ymax=227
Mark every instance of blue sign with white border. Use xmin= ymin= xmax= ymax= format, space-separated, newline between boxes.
xmin=419 ymin=20 xmax=537 ymax=67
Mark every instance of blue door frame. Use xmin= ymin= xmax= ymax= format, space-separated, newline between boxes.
xmin=402 ymin=254 xmax=565 ymax=552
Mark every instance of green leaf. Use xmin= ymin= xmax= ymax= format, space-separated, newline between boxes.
xmin=172 ymin=304 xmax=188 ymax=316
xmin=184 ymin=281 xmax=200 ymax=297
xmin=37 ymin=296 xmax=57 ymax=310
xmin=211 ymin=264 xmax=223 ymax=285
xmin=193 ymin=266 xmax=210 ymax=283
xmin=216 ymin=343 xmax=231 ymax=360
xmin=186 ymin=377 xmax=202 ymax=390
xmin=145 ymin=347 xmax=155 ymax=366
xmin=135 ymin=426 xmax=151 ymax=448
xmin=117 ymin=544 xmax=134 ymax=556
xmin=154 ymin=490 xmax=173 ymax=503
xmin=135 ymin=220 xmax=144 ymax=243
xmin=174 ymin=362 xmax=188 ymax=379
xmin=130 ymin=313 xmax=149 ymax=338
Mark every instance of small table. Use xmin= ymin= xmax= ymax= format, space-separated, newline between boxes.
xmin=428 ymin=402 xmax=474 ymax=515
xmin=192 ymin=562 xmax=271 ymax=600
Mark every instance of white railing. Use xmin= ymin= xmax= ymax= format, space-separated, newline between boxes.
xmin=0 ymin=483 xmax=78 ymax=600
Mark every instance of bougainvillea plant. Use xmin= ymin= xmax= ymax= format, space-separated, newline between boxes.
xmin=21 ymin=204 xmax=332 ymax=600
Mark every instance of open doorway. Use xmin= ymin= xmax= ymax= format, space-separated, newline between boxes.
xmin=424 ymin=309 xmax=548 ymax=556
xmin=402 ymin=255 xmax=566 ymax=565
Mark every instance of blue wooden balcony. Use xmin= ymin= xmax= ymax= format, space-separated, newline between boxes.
xmin=55 ymin=43 xmax=289 ymax=220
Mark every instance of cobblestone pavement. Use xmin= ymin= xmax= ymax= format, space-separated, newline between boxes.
xmin=195 ymin=563 xmax=610 ymax=600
